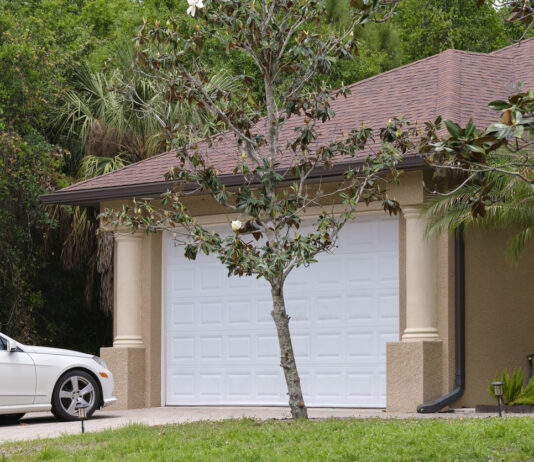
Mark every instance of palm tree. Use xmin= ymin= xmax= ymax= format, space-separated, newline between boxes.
xmin=55 ymin=53 xmax=240 ymax=175
xmin=424 ymin=168 xmax=534 ymax=262
xmin=51 ymin=47 xmax=242 ymax=313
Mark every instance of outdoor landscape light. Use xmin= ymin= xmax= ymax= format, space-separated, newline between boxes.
xmin=492 ymin=381 xmax=504 ymax=417
xmin=75 ymin=399 xmax=89 ymax=434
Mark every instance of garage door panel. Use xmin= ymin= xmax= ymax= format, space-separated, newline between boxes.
xmin=377 ymin=222 xmax=398 ymax=244
xmin=199 ymin=373 xmax=223 ymax=398
xmin=314 ymin=296 xmax=344 ymax=323
xmin=308 ymin=261 xmax=343 ymax=286
xmin=256 ymin=334 xmax=279 ymax=359
xmin=170 ymin=337 xmax=195 ymax=361
xmin=377 ymin=256 xmax=399 ymax=283
xmin=228 ymin=372 xmax=252 ymax=398
xmin=378 ymin=292 xmax=399 ymax=321
xmin=169 ymin=373 xmax=195 ymax=399
xmin=291 ymin=334 xmax=311 ymax=359
xmin=346 ymin=372 xmax=375 ymax=400
xmin=256 ymin=298 xmax=275 ymax=324
xmin=169 ymin=301 xmax=195 ymax=327
xmin=313 ymin=332 xmax=343 ymax=360
xmin=199 ymin=336 xmax=223 ymax=360
xmin=165 ymin=214 xmax=399 ymax=407
xmin=255 ymin=371 xmax=286 ymax=401
xmin=168 ymin=266 xmax=195 ymax=293
xmin=199 ymin=301 xmax=224 ymax=325
xmin=198 ymin=264 xmax=224 ymax=290
xmin=345 ymin=257 xmax=376 ymax=284
xmin=314 ymin=371 xmax=345 ymax=400
xmin=347 ymin=332 xmax=375 ymax=359
xmin=228 ymin=301 xmax=253 ymax=324
xmin=227 ymin=335 xmax=253 ymax=360
xmin=347 ymin=293 xmax=375 ymax=322
xmin=282 ymin=298 xmax=310 ymax=325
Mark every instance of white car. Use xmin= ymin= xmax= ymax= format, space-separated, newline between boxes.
xmin=0 ymin=332 xmax=116 ymax=422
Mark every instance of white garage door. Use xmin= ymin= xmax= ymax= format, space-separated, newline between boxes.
xmin=164 ymin=214 xmax=399 ymax=407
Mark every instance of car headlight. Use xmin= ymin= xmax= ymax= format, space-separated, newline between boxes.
xmin=92 ymin=355 xmax=108 ymax=369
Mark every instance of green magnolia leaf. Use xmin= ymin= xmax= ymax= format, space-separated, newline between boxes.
xmin=486 ymin=122 xmax=507 ymax=131
xmin=444 ymin=119 xmax=461 ymax=138
xmin=184 ymin=244 xmax=199 ymax=260
xmin=466 ymin=144 xmax=485 ymax=154
xmin=465 ymin=120 xmax=476 ymax=138
xmin=513 ymin=125 xmax=525 ymax=138
xmin=488 ymin=100 xmax=510 ymax=111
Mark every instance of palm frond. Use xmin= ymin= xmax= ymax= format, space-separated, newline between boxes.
xmin=78 ymin=155 xmax=127 ymax=180
xmin=424 ymin=168 xmax=534 ymax=262
xmin=507 ymin=226 xmax=534 ymax=262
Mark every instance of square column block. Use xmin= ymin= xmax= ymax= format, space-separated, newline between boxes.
xmin=386 ymin=340 xmax=443 ymax=413
xmin=101 ymin=347 xmax=146 ymax=410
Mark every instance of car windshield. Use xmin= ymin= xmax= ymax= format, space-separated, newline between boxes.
xmin=0 ymin=337 xmax=6 ymax=351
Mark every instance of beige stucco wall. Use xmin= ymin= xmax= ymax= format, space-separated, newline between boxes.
xmin=142 ymin=232 xmax=163 ymax=407
xmin=100 ymin=170 xmax=425 ymax=221
xmin=456 ymin=226 xmax=534 ymax=407
xmin=101 ymin=170 xmax=534 ymax=411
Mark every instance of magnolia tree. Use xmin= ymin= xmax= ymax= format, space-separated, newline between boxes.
xmin=99 ymin=0 xmax=423 ymax=419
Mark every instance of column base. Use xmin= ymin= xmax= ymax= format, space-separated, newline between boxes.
xmin=386 ymin=340 xmax=443 ymax=412
xmin=113 ymin=335 xmax=144 ymax=348
xmin=101 ymin=347 xmax=146 ymax=410
xmin=401 ymin=327 xmax=440 ymax=341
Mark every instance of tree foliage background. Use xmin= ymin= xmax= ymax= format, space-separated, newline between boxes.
xmin=0 ymin=0 xmax=526 ymax=353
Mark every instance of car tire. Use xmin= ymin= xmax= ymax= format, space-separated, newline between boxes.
xmin=51 ymin=370 xmax=101 ymax=421
xmin=0 ymin=414 xmax=25 ymax=424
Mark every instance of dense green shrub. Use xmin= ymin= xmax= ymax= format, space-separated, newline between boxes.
xmin=488 ymin=368 xmax=534 ymax=406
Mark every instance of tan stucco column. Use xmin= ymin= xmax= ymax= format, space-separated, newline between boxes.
xmin=100 ymin=231 xmax=146 ymax=410
xmin=402 ymin=205 xmax=439 ymax=341
xmin=386 ymin=205 xmax=444 ymax=412
xmin=113 ymin=233 xmax=144 ymax=348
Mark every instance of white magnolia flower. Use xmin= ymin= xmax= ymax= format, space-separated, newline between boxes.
xmin=231 ymin=220 xmax=243 ymax=232
xmin=186 ymin=0 xmax=204 ymax=17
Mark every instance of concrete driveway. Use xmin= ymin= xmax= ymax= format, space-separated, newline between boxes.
xmin=0 ymin=406 xmax=487 ymax=443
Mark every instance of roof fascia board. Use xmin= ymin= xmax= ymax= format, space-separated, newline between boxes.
xmin=40 ymin=156 xmax=427 ymax=206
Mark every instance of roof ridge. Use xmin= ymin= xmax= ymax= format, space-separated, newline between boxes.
xmin=345 ymin=47 xmax=510 ymax=93
xmin=346 ymin=52 xmax=441 ymax=91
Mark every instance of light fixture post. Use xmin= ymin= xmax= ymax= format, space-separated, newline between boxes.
xmin=492 ymin=381 xmax=504 ymax=417
xmin=75 ymin=399 xmax=89 ymax=434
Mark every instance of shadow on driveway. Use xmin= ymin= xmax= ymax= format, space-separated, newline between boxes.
xmin=0 ymin=413 xmax=115 ymax=427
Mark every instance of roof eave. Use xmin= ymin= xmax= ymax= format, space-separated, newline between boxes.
xmin=40 ymin=156 xmax=428 ymax=207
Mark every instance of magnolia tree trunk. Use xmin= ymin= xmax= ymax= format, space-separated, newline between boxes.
xmin=270 ymin=280 xmax=308 ymax=419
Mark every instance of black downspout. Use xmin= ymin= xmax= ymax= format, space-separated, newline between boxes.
xmin=417 ymin=225 xmax=465 ymax=413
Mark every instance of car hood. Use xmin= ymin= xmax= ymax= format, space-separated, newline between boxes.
xmin=24 ymin=345 xmax=92 ymax=359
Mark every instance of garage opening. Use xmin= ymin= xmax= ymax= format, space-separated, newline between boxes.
xmin=164 ymin=213 xmax=399 ymax=407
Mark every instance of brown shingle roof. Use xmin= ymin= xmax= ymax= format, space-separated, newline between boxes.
xmin=42 ymin=38 xmax=534 ymax=205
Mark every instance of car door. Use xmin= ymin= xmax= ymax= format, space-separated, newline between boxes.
xmin=0 ymin=335 xmax=36 ymax=406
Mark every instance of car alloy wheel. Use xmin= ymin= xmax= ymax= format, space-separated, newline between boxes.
xmin=52 ymin=370 xmax=100 ymax=421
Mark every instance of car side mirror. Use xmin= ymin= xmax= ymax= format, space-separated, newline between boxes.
xmin=6 ymin=339 xmax=17 ymax=352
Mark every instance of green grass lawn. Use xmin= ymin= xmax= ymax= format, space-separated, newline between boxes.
xmin=2 ymin=417 xmax=534 ymax=461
